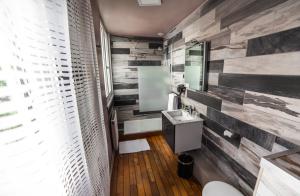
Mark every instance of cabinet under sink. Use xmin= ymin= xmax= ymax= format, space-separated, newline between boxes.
xmin=161 ymin=110 xmax=203 ymax=153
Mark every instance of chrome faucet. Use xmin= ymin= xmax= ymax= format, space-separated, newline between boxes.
xmin=188 ymin=105 xmax=194 ymax=115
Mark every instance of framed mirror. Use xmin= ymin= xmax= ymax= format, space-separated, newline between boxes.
xmin=184 ymin=41 xmax=208 ymax=91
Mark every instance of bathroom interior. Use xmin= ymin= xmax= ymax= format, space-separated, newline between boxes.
xmin=1 ymin=0 xmax=300 ymax=195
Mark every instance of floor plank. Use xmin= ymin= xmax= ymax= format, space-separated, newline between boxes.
xmin=111 ymin=134 xmax=202 ymax=196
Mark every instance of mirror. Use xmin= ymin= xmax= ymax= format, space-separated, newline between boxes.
xmin=184 ymin=41 xmax=208 ymax=91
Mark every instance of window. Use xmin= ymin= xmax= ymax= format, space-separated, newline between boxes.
xmin=100 ymin=23 xmax=113 ymax=97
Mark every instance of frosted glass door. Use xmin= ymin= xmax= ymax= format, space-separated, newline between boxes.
xmin=138 ymin=66 xmax=170 ymax=112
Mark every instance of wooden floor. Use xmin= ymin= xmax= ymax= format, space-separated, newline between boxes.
xmin=111 ymin=135 xmax=202 ymax=196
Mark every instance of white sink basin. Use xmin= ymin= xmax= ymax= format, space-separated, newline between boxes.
xmin=162 ymin=109 xmax=203 ymax=125
xmin=162 ymin=109 xmax=203 ymax=153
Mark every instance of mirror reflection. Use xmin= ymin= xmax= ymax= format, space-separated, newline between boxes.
xmin=184 ymin=41 xmax=207 ymax=91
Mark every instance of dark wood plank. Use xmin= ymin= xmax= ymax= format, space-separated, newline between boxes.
xmin=149 ymin=43 xmax=163 ymax=49
xmin=133 ymin=110 xmax=161 ymax=115
xmin=275 ymin=137 xmax=300 ymax=149
xmin=133 ymin=153 xmax=146 ymax=196
xmin=187 ymin=89 xmax=222 ymax=111
xmin=110 ymin=156 xmax=119 ymax=196
xmin=172 ymin=64 xmax=184 ymax=72
xmin=114 ymin=94 xmax=139 ymax=101
xmin=114 ymin=100 xmax=136 ymax=106
xmin=208 ymin=60 xmax=224 ymax=73
xmin=147 ymin=138 xmax=176 ymax=196
xmin=128 ymin=60 xmax=161 ymax=66
xmin=200 ymin=114 xmax=241 ymax=147
xmin=208 ymin=85 xmax=245 ymax=105
xmin=246 ymin=26 xmax=300 ymax=56
xmin=207 ymin=107 xmax=276 ymax=150
xmin=129 ymin=153 xmax=138 ymax=196
xmin=153 ymin=137 xmax=189 ymax=196
xmin=219 ymin=73 xmax=300 ymax=99
xmin=113 ymin=83 xmax=138 ymax=90
xmin=137 ymin=153 xmax=154 ymax=196
xmin=111 ymin=48 xmax=130 ymax=54
xmin=146 ymin=141 xmax=173 ymax=196
xmin=150 ymin=137 xmax=188 ymax=196
xmin=117 ymin=155 xmax=124 ymax=196
xmin=220 ymin=0 xmax=287 ymax=28
xmin=123 ymin=155 xmax=130 ymax=196
xmin=143 ymin=151 xmax=167 ymax=196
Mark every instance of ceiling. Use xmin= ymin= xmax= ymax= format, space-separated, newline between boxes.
xmin=96 ymin=0 xmax=205 ymax=37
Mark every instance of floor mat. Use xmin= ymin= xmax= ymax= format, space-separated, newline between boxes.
xmin=119 ymin=139 xmax=150 ymax=154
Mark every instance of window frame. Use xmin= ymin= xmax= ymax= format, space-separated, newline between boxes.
xmin=100 ymin=22 xmax=113 ymax=100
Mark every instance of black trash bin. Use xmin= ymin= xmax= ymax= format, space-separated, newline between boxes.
xmin=177 ymin=154 xmax=194 ymax=179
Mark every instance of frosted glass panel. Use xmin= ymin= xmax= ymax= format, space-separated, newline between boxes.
xmin=138 ymin=66 xmax=170 ymax=112
xmin=185 ymin=66 xmax=202 ymax=90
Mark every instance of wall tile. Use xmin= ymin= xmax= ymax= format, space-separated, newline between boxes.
xmin=111 ymin=48 xmax=130 ymax=54
xmin=219 ymin=73 xmax=300 ymax=99
xmin=229 ymin=0 xmax=300 ymax=43
xmin=149 ymin=42 xmax=163 ymax=49
xmin=207 ymin=60 xmax=224 ymax=73
xmin=113 ymin=83 xmax=138 ymax=90
xmin=167 ymin=32 xmax=182 ymax=45
xmin=244 ymin=91 xmax=300 ymax=122
xmin=200 ymin=0 xmax=225 ymax=17
xmin=201 ymin=115 xmax=241 ymax=147
xmin=208 ymin=85 xmax=245 ymax=105
xmin=221 ymin=0 xmax=287 ymax=28
xmin=207 ymin=107 xmax=276 ymax=150
xmin=222 ymin=101 xmax=300 ymax=145
xmin=223 ymin=52 xmax=300 ymax=75
xmin=203 ymin=135 xmax=257 ymax=188
xmin=187 ymin=90 xmax=222 ymax=111
xmin=128 ymin=60 xmax=161 ymax=66
xmin=172 ymin=64 xmax=184 ymax=72
xmin=247 ymin=26 xmax=300 ymax=56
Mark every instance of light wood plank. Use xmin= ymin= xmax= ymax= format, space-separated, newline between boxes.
xmin=129 ymin=153 xmax=138 ymax=196
xmin=133 ymin=153 xmax=146 ymax=196
xmin=223 ymin=52 xmax=300 ymax=75
xmin=123 ymin=155 xmax=130 ymax=196
xmin=117 ymin=155 xmax=124 ymax=196
xmin=137 ymin=152 xmax=153 ymax=196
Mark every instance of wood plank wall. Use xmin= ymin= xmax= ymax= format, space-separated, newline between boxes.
xmin=111 ymin=36 xmax=164 ymax=130
xmin=164 ymin=0 xmax=300 ymax=195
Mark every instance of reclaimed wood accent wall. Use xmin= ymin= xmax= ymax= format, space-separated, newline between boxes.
xmin=164 ymin=0 xmax=300 ymax=195
xmin=111 ymin=36 xmax=164 ymax=130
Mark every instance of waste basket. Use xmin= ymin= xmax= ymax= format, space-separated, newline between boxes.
xmin=177 ymin=154 xmax=194 ymax=179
